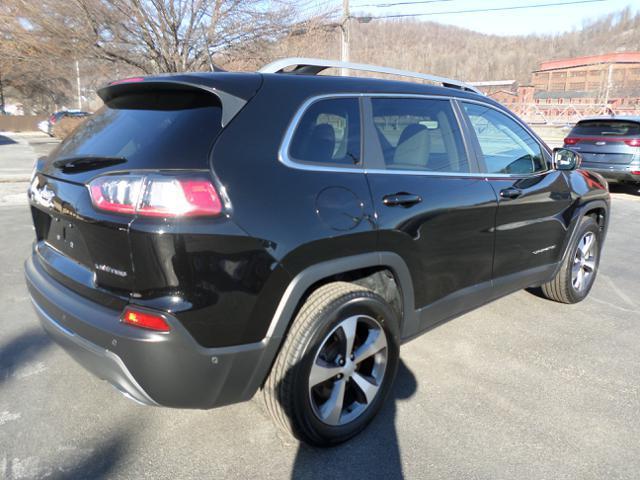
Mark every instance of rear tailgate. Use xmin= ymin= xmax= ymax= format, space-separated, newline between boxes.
xmin=30 ymin=173 xmax=135 ymax=306
xmin=566 ymin=119 xmax=640 ymax=165
xmin=580 ymin=150 xmax=635 ymax=165
xmin=29 ymin=74 xmax=261 ymax=306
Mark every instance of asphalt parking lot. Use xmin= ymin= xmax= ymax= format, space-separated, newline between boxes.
xmin=1 ymin=133 xmax=639 ymax=479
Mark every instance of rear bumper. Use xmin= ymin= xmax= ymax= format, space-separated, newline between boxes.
xmin=581 ymin=163 xmax=640 ymax=183
xmin=25 ymin=252 xmax=281 ymax=409
xmin=31 ymin=297 xmax=158 ymax=406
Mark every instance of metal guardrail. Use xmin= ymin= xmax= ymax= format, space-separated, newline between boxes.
xmin=510 ymin=103 xmax=640 ymax=125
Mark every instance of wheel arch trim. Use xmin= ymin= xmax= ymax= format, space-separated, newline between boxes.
xmin=551 ymin=198 xmax=609 ymax=278
xmin=265 ymin=252 xmax=417 ymax=342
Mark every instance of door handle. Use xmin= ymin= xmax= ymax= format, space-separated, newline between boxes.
xmin=383 ymin=193 xmax=422 ymax=207
xmin=499 ymin=187 xmax=523 ymax=200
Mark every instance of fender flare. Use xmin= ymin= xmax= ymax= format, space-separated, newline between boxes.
xmin=239 ymin=252 xmax=417 ymax=397
xmin=265 ymin=252 xmax=417 ymax=341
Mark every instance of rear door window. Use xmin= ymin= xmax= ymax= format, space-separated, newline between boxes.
xmin=571 ymin=121 xmax=640 ymax=137
xmin=288 ymin=98 xmax=361 ymax=167
xmin=370 ymin=97 xmax=470 ymax=173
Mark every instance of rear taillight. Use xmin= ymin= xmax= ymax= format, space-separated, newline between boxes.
xmin=49 ymin=115 xmax=57 ymax=124
xmin=88 ymin=174 xmax=222 ymax=217
xmin=89 ymin=176 xmax=144 ymax=214
xmin=122 ymin=307 xmax=170 ymax=332
xmin=565 ymin=137 xmax=640 ymax=146
xmin=631 ymin=171 xmax=640 ymax=176
xmin=137 ymin=178 xmax=221 ymax=217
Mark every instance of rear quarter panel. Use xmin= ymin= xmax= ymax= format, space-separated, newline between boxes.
xmin=209 ymin=77 xmax=379 ymax=344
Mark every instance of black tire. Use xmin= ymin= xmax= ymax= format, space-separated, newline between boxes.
xmin=541 ymin=215 xmax=601 ymax=304
xmin=262 ymin=281 xmax=400 ymax=446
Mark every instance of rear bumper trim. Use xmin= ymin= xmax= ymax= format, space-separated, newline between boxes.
xmin=25 ymin=252 xmax=282 ymax=409
xmin=30 ymin=296 xmax=159 ymax=406
xmin=581 ymin=164 xmax=640 ymax=182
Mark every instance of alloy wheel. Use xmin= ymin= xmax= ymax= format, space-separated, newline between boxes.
xmin=572 ymin=231 xmax=598 ymax=292
xmin=308 ymin=314 xmax=388 ymax=426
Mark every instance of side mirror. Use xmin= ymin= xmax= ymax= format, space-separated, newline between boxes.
xmin=553 ymin=148 xmax=582 ymax=171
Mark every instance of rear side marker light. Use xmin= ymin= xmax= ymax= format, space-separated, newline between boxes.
xmin=88 ymin=175 xmax=222 ymax=217
xmin=122 ymin=308 xmax=170 ymax=332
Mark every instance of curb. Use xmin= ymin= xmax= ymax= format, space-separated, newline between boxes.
xmin=0 ymin=175 xmax=31 ymax=183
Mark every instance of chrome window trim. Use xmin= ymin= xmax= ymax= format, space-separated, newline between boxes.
xmin=278 ymin=93 xmax=365 ymax=173
xmin=278 ymin=93 xmax=553 ymax=179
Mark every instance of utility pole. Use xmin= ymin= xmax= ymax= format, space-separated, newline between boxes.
xmin=340 ymin=0 xmax=349 ymax=76
xmin=603 ymin=63 xmax=613 ymax=110
xmin=0 ymin=71 xmax=5 ymax=115
xmin=75 ymin=60 xmax=82 ymax=110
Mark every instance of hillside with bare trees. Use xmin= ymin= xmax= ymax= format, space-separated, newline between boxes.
xmin=269 ymin=7 xmax=640 ymax=84
xmin=1 ymin=2 xmax=638 ymax=113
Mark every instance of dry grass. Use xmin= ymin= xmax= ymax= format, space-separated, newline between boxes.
xmin=52 ymin=117 xmax=87 ymax=139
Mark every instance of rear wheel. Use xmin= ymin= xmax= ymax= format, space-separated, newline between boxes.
xmin=541 ymin=216 xmax=601 ymax=304
xmin=262 ymin=282 xmax=400 ymax=446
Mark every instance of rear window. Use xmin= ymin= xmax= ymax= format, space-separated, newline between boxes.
xmin=49 ymin=90 xmax=222 ymax=170
xmin=571 ymin=121 xmax=640 ymax=137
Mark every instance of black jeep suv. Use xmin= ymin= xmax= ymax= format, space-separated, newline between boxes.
xmin=25 ymin=58 xmax=610 ymax=446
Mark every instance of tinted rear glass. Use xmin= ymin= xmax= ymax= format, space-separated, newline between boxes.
xmin=49 ymin=90 xmax=222 ymax=171
xmin=571 ymin=121 xmax=640 ymax=137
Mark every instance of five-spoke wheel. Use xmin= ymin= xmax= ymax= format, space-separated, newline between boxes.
xmin=542 ymin=215 xmax=601 ymax=304
xmin=263 ymin=282 xmax=399 ymax=446
xmin=308 ymin=314 xmax=388 ymax=426
xmin=571 ymin=231 xmax=598 ymax=292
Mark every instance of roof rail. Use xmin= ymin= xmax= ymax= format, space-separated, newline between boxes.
xmin=259 ymin=57 xmax=482 ymax=94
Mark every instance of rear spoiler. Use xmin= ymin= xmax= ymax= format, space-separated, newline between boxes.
xmin=97 ymin=77 xmax=252 ymax=127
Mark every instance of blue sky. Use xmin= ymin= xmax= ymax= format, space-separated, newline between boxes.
xmin=348 ymin=0 xmax=638 ymax=36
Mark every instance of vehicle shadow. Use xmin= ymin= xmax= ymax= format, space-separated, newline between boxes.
xmin=289 ymin=360 xmax=417 ymax=480
xmin=0 ymin=327 xmax=52 ymax=386
xmin=609 ymin=183 xmax=640 ymax=196
xmin=47 ymin=431 xmax=131 ymax=480
xmin=0 ymin=134 xmax=18 ymax=146
xmin=525 ymin=286 xmax=547 ymax=299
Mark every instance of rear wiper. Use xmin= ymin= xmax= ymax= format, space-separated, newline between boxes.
xmin=53 ymin=156 xmax=126 ymax=173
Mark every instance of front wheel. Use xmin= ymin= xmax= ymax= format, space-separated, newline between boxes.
xmin=541 ymin=216 xmax=601 ymax=304
xmin=262 ymin=282 xmax=400 ymax=446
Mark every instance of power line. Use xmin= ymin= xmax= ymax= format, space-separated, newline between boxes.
xmin=354 ymin=0 xmax=455 ymax=8
xmin=361 ymin=0 xmax=609 ymax=18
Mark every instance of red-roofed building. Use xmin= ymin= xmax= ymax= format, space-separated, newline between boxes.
xmin=499 ymin=52 xmax=640 ymax=123
xmin=470 ymin=53 xmax=640 ymax=123
xmin=531 ymin=52 xmax=640 ymax=103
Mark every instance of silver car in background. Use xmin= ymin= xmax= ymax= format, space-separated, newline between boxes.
xmin=564 ymin=117 xmax=640 ymax=185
